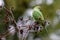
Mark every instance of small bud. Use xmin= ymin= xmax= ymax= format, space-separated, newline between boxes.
xmin=8 ymin=25 xmax=15 ymax=35
xmin=0 ymin=0 xmax=4 ymax=9
xmin=0 ymin=0 xmax=4 ymax=6
xmin=1 ymin=37 xmax=6 ymax=40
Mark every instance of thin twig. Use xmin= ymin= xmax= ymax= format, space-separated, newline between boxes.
xmin=4 ymin=7 xmax=18 ymax=31
xmin=0 ymin=7 xmax=19 ymax=39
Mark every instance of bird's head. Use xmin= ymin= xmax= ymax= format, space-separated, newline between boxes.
xmin=33 ymin=6 xmax=41 ymax=11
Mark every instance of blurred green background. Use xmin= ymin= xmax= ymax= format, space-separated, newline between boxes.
xmin=0 ymin=0 xmax=60 ymax=40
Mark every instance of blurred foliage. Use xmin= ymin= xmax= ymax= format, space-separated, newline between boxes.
xmin=4 ymin=0 xmax=31 ymax=20
xmin=0 ymin=0 xmax=60 ymax=40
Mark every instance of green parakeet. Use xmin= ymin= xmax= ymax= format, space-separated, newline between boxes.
xmin=32 ymin=6 xmax=48 ymax=34
xmin=32 ymin=6 xmax=44 ymax=21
